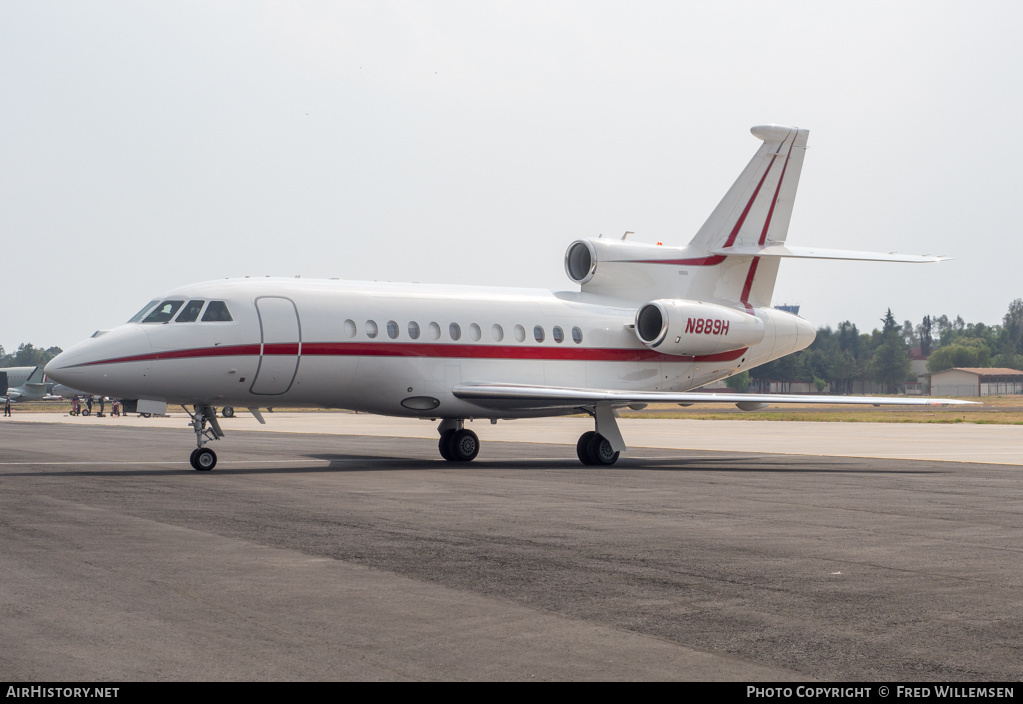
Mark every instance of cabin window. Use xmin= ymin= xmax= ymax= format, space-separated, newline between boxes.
xmin=572 ymin=326 xmax=583 ymax=344
xmin=142 ymin=300 xmax=184 ymax=323
xmin=553 ymin=326 xmax=564 ymax=343
xmin=174 ymin=300 xmax=206 ymax=323
xmin=533 ymin=326 xmax=545 ymax=343
xmin=128 ymin=300 xmax=160 ymax=323
xmin=202 ymin=301 xmax=233 ymax=322
xmin=408 ymin=321 xmax=420 ymax=340
xmin=366 ymin=320 xmax=378 ymax=338
xmin=449 ymin=323 xmax=461 ymax=341
xmin=492 ymin=324 xmax=504 ymax=342
xmin=386 ymin=320 xmax=399 ymax=339
xmin=428 ymin=322 xmax=441 ymax=340
xmin=469 ymin=323 xmax=481 ymax=341
xmin=344 ymin=319 xmax=357 ymax=338
xmin=514 ymin=324 xmax=526 ymax=342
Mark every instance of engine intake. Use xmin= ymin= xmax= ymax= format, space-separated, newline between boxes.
xmin=565 ymin=241 xmax=597 ymax=284
xmin=635 ymin=299 xmax=765 ymax=356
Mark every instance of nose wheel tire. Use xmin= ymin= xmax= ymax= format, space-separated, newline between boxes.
xmin=578 ymin=431 xmax=619 ymax=466
xmin=190 ymin=447 xmax=217 ymax=471
xmin=221 ymin=407 xmax=235 ymax=418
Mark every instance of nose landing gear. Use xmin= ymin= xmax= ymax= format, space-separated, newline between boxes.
xmin=185 ymin=404 xmax=224 ymax=471
xmin=189 ymin=447 xmax=217 ymax=471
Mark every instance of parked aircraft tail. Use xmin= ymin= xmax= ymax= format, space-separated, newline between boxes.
xmin=684 ymin=125 xmax=808 ymax=310
xmin=565 ymin=125 xmax=945 ymax=306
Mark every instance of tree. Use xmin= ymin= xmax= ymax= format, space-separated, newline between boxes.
xmin=1003 ymin=299 xmax=1023 ymax=356
xmin=828 ymin=350 xmax=859 ymax=395
xmin=869 ymin=340 xmax=912 ymax=393
xmin=901 ymin=320 xmax=918 ymax=348
xmin=724 ymin=370 xmax=751 ymax=392
xmin=917 ymin=315 xmax=933 ymax=356
xmin=0 ymin=343 xmax=62 ymax=368
xmin=868 ymin=309 xmax=912 ymax=393
xmin=881 ymin=309 xmax=900 ymax=336
xmin=926 ymin=338 xmax=992 ymax=373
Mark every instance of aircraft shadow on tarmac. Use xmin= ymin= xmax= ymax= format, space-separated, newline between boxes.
xmin=0 ymin=450 xmax=943 ymax=478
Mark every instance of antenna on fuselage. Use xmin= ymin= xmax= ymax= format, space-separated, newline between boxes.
xmin=621 ymin=231 xmax=633 ymax=240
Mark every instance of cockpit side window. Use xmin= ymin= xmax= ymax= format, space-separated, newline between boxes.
xmin=142 ymin=300 xmax=185 ymax=323
xmin=127 ymin=300 xmax=161 ymax=323
xmin=175 ymin=300 xmax=206 ymax=323
xmin=202 ymin=301 xmax=233 ymax=322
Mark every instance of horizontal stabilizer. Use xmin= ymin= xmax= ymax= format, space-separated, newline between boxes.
xmin=712 ymin=243 xmax=950 ymax=263
xmin=454 ymin=382 xmax=976 ymax=411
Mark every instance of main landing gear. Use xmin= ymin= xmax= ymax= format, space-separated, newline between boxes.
xmin=576 ymin=404 xmax=627 ymax=466
xmin=185 ymin=404 xmax=225 ymax=471
xmin=434 ymin=405 xmax=627 ymax=466
xmin=437 ymin=419 xmax=480 ymax=462
xmin=576 ymin=431 xmax=620 ymax=466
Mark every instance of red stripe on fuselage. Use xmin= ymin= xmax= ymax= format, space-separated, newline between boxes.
xmin=741 ymin=133 xmax=795 ymax=312
xmin=65 ymin=341 xmax=748 ymax=367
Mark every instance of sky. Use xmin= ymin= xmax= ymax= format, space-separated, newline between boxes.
xmin=3 ymin=0 xmax=1022 ymax=353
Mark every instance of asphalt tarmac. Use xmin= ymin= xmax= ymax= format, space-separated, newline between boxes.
xmin=2 ymin=416 xmax=1022 ymax=681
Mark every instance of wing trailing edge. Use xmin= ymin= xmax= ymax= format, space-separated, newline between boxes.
xmin=453 ymin=382 xmax=977 ymax=411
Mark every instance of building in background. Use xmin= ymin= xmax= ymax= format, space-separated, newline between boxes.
xmin=927 ymin=368 xmax=1023 ymax=397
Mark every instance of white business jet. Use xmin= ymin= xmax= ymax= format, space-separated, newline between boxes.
xmin=45 ymin=125 xmax=973 ymax=470
xmin=1 ymin=365 xmax=52 ymax=402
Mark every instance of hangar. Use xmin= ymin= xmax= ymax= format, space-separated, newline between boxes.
xmin=928 ymin=367 xmax=1023 ymax=397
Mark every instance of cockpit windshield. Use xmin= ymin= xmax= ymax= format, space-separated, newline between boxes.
xmin=141 ymin=300 xmax=185 ymax=323
xmin=127 ymin=300 xmax=161 ymax=324
xmin=201 ymin=301 xmax=233 ymax=322
xmin=175 ymin=300 xmax=206 ymax=323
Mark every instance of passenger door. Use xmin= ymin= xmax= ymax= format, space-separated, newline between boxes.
xmin=250 ymin=296 xmax=301 ymax=395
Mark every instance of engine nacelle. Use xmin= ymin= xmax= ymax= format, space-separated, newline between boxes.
xmin=635 ymin=299 xmax=765 ymax=356
xmin=564 ymin=238 xmax=699 ymax=300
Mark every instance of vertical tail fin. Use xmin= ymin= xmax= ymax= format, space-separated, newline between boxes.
xmin=687 ymin=125 xmax=809 ymax=310
xmin=566 ymin=126 xmax=810 ymax=306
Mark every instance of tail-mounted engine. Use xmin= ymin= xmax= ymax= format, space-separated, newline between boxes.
xmin=635 ymin=299 xmax=765 ymax=356
xmin=565 ymin=238 xmax=696 ymax=300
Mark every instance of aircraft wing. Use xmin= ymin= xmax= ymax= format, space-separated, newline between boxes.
xmin=453 ymin=382 xmax=977 ymax=412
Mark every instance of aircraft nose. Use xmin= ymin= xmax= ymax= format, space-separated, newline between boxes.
xmin=44 ymin=350 xmax=77 ymax=384
xmin=44 ymin=327 xmax=152 ymax=394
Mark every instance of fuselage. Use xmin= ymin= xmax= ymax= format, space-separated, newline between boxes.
xmin=44 ymin=277 xmax=815 ymax=419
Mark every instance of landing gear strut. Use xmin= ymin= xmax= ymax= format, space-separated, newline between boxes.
xmin=437 ymin=419 xmax=479 ymax=462
xmin=185 ymin=404 xmax=224 ymax=471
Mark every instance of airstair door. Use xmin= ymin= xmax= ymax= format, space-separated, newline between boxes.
xmin=250 ymin=296 xmax=301 ymax=395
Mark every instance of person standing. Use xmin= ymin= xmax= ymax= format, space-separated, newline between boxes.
xmin=3 ymin=395 xmax=11 ymax=417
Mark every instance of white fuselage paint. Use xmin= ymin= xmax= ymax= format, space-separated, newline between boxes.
xmin=47 ymin=277 xmax=815 ymax=419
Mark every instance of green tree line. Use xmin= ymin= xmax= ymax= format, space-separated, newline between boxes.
xmin=0 ymin=343 xmax=64 ymax=368
xmin=725 ymin=299 xmax=1023 ymax=394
